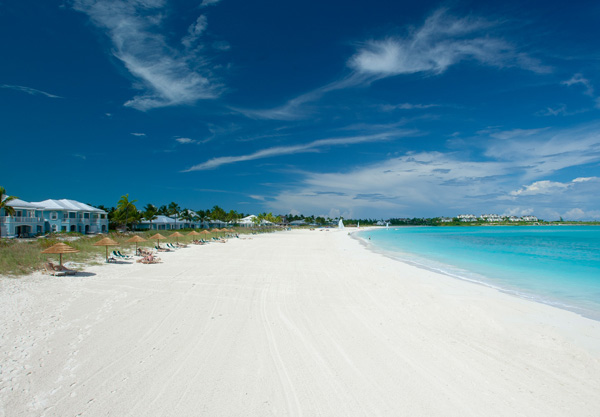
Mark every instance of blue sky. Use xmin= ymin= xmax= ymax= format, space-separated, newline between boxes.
xmin=1 ymin=0 xmax=600 ymax=220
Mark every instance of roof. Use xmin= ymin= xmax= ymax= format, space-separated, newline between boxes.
xmin=141 ymin=215 xmax=177 ymax=224
xmin=31 ymin=199 xmax=106 ymax=213
xmin=4 ymin=198 xmax=40 ymax=209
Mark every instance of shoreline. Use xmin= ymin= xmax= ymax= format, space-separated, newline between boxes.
xmin=351 ymin=226 xmax=600 ymax=323
xmin=2 ymin=229 xmax=600 ymax=416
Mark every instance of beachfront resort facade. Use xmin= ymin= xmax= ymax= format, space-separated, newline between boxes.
xmin=0 ymin=198 xmax=108 ymax=238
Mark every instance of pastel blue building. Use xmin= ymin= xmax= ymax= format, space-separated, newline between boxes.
xmin=0 ymin=198 xmax=108 ymax=238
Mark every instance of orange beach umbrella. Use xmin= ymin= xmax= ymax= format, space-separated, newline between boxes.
xmin=169 ymin=231 xmax=184 ymax=244
xmin=126 ymin=235 xmax=147 ymax=253
xmin=41 ymin=243 xmax=80 ymax=266
xmin=93 ymin=237 xmax=119 ymax=261
xmin=149 ymin=233 xmax=167 ymax=246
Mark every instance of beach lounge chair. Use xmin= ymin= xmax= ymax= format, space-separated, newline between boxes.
xmin=155 ymin=245 xmax=169 ymax=252
xmin=44 ymin=262 xmax=66 ymax=276
xmin=114 ymin=250 xmax=132 ymax=259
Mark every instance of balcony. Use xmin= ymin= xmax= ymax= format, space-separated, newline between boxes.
xmin=0 ymin=216 xmax=41 ymax=223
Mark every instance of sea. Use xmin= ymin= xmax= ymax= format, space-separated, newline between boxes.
xmin=356 ymin=226 xmax=600 ymax=321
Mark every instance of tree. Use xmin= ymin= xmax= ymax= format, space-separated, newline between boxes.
xmin=115 ymin=194 xmax=138 ymax=230
xmin=179 ymin=209 xmax=194 ymax=228
xmin=168 ymin=202 xmax=181 ymax=229
xmin=0 ymin=186 xmax=18 ymax=239
xmin=226 ymin=209 xmax=240 ymax=224
xmin=143 ymin=204 xmax=158 ymax=229
xmin=210 ymin=205 xmax=226 ymax=221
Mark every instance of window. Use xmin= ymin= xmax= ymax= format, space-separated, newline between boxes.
xmin=52 ymin=225 xmax=58 ymax=232
xmin=50 ymin=211 xmax=58 ymax=220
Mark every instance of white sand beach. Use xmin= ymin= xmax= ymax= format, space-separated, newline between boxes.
xmin=1 ymin=229 xmax=600 ymax=417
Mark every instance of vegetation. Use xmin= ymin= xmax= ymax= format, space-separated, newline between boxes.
xmin=0 ymin=227 xmax=262 ymax=276
xmin=0 ymin=186 xmax=18 ymax=239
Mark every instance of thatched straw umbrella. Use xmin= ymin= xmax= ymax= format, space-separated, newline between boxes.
xmin=41 ymin=243 xmax=80 ymax=266
xmin=187 ymin=230 xmax=201 ymax=236
xmin=126 ymin=235 xmax=147 ymax=254
xmin=169 ymin=231 xmax=184 ymax=244
xmin=93 ymin=237 xmax=119 ymax=262
xmin=149 ymin=233 xmax=167 ymax=247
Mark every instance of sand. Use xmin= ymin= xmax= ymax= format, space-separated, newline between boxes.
xmin=1 ymin=229 xmax=600 ymax=417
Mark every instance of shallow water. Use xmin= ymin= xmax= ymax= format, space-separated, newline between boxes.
xmin=357 ymin=226 xmax=600 ymax=320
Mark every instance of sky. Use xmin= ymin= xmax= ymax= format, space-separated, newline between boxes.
xmin=1 ymin=0 xmax=600 ymax=220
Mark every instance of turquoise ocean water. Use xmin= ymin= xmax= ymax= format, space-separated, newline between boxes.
xmin=356 ymin=226 xmax=600 ymax=320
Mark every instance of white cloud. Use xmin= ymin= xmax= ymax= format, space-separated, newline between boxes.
xmin=381 ymin=103 xmax=440 ymax=111
xmin=130 ymin=132 xmax=146 ymax=137
xmin=1 ymin=84 xmax=62 ymax=98
xmin=483 ymin=124 xmax=600 ymax=180
xmin=266 ymin=126 xmax=600 ymax=219
xmin=487 ymin=128 xmax=547 ymax=140
xmin=200 ymin=0 xmax=221 ymax=7
xmin=175 ymin=137 xmax=195 ymax=144
xmin=182 ymin=15 xmax=207 ymax=49
xmin=183 ymin=130 xmax=416 ymax=171
xmin=237 ymin=8 xmax=548 ymax=122
xmin=562 ymin=73 xmax=594 ymax=96
xmin=72 ymin=0 xmax=222 ymax=111
xmin=510 ymin=180 xmax=570 ymax=196
xmin=348 ymin=9 xmax=549 ymax=78
xmin=562 ymin=208 xmax=600 ymax=220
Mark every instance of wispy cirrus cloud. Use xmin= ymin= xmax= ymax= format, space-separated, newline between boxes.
xmin=562 ymin=73 xmax=594 ymax=96
xmin=348 ymin=8 xmax=549 ymax=77
xmin=238 ymin=8 xmax=548 ymax=121
xmin=183 ymin=130 xmax=417 ymax=171
xmin=380 ymin=103 xmax=440 ymax=111
xmin=175 ymin=137 xmax=196 ymax=144
xmin=1 ymin=84 xmax=62 ymax=98
xmin=72 ymin=0 xmax=223 ymax=111
xmin=130 ymin=132 xmax=146 ymax=137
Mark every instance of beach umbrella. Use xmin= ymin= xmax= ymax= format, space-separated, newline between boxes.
xmin=169 ymin=231 xmax=184 ymax=244
xmin=187 ymin=230 xmax=201 ymax=236
xmin=41 ymin=242 xmax=80 ymax=266
xmin=126 ymin=235 xmax=147 ymax=254
xmin=93 ymin=237 xmax=119 ymax=262
xmin=149 ymin=233 xmax=167 ymax=247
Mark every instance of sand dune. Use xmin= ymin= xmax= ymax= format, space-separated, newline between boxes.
xmin=1 ymin=229 xmax=599 ymax=416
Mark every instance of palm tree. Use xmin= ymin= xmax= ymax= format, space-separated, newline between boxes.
xmin=116 ymin=194 xmax=138 ymax=231
xmin=168 ymin=202 xmax=181 ymax=230
xmin=143 ymin=204 xmax=158 ymax=230
xmin=179 ymin=209 xmax=193 ymax=229
xmin=0 ymin=186 xmax=18 ymax=239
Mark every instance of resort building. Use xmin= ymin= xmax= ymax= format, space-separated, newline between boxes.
xmin=0 ymin=198 xmax=108 ymax=237
xmin=457 ymin=214 xmax=478 ymax=222
xmin=136 ymin=215 xmax=229 ymax=230
xmin=480 ymin=214 xmax=504 ymax=222
xmin=521 ymin=215 xmax=539 ymax=222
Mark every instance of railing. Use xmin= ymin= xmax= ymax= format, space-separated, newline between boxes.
xmin=0 ymin=217 xmax=42 ymax=223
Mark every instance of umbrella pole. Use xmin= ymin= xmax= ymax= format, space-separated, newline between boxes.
xmin=60 ymin=253 xmax=63 ymax=266
xmin=106 ymin=246 xmax=109 ymax=261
